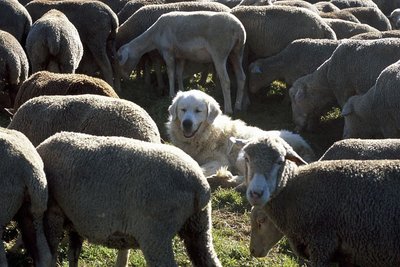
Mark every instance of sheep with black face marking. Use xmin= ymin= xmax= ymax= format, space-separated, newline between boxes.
xmin=25 ymin=9 xmax=83 ymax=74
xmin=118 ymin=11 xmax=246 ymax=114
xmin=319 ymin=138 xmax=400 ymax=160
xmin=341 ymin=59 xmax=400 ymax=138
xmin=13 ymin=71 xmax=119 ymax=110
xmin=36 ymin=131 xmax=221 ymax=267
xmin=289 ymin=38 xmax=400 ymax=132
xmin=0 ymin=30 xmax=29 ymax=108
xmin=0 ymin=127 xmax=51 ymax=267
xmin=8 ymin=94 xmax=160 ymax=146
xmin=248 ymin=38 xmax=340 ymax=93
xmin=233 ymin=134 xmax=400 ymax=266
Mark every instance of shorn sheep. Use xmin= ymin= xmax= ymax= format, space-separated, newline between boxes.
xmin=341 ymin=59 xmax=400 ymax=138
xmin=118 ymin=11 xmax=246 ymax=114
xmin=0 ymin=127 xmax=51 ymax=267
xmin=0 ymin=30 xmax=29 ymax=108
xmin=25 ymin=0 xmax=120 ymax=89
xmin=13 ymin=71 xmax=119 ymax=110
xmin=8 ymin=94 xmax=161 ymax=146
xmin=289 ymin=38 xmax=400 ymax=131
xmin=232 ymin=135 xmax=400 ymax=266
xmin=36 ymin=131 xmax=221 ymax=267
xmin=319 ymin=138 xmax=400 ymax=160
xmin=25 ymin=9 xmax=83 ymax=74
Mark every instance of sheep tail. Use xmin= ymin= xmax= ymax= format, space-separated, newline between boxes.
xmin=25 ymin=167 xmax=48 ymax=217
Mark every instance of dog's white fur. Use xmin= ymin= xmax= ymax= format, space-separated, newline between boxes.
xmin=166 ymin=89 xmax=315 ymax=178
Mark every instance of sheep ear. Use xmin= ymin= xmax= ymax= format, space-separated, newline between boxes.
xmin=341 ymin=101 xmax=353 ymax=117
xmin=228 ymin=137 xmax=249 ymax=154
xmin=285 ymin=149 xmax=308 ymax=165
xmin=207 ymin=99 xmax=222 ymax=123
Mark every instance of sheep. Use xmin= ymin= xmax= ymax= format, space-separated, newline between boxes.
xmin=13 ymin=71 xmax=119 ymax=111
xmin=342 ymin=7 xmax=392 ymax=31
xmin=319 ymin=138 xmax=400 ymax=160
xmin=117 ymin=11 xmax=246 ymax=115
xmin=389 ymin=8 xmax=400 ymax=29
xmin=0 ymin=127 xmax=51 ymax=267
xmin=319 ymin=10 xmax=360 ymax=23
xmin=0 ymin=0 xmax=32 ymax=45
xmin=372 ymin=0 xmax=400 ymax=15
xmin=25 ymin=0 xmax=120 ymax=89
xmin=230 ymin=5 xmax=337 ymax=61
xmin=289 ymin=38 xmax=400 ymax=132
xmin=272 ymin=0 xmax=320 ymax=13
xmin=314 ymin=2 xmax=340 ymax=12
xmin=232 ymin=134 xmax=400 ymax=266
xmin=8 ymin=94 xmax=161 ymax=146
xmin=25 ymin=9 xmax=83 ymax=74
xmin=329 ymin=0 xmax=378 ymax=9
xmin=341 ymin=60 xmax=400 ymax=138
xmin=36 ymin=131 xmax=221 ymax=267
xmin=350 ymin=29 xmax=400 ymax=39
xmin=0 ymin=30 xmax=29 ymax=108
xmin=116 ymin=1 xmax=230 ymax=93
xmin=248 ymin=38 xmax=340 ymax=94
xmin=322 ymin=18 xmax=380 ymax=39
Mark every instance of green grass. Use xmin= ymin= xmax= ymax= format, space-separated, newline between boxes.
xmin=4 ymin=71 xmax=343 ymax=266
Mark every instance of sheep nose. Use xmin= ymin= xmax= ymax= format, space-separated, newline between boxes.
xmin=182 ymin=119 xmax=192 ymax=131
xmin=250 ymin=190 xmax=264 ymax=199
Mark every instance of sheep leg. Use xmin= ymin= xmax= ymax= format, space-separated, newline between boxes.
xmin=88 ymin=45 xmax=115 ymax=88
xmin=176 ymin=59 xmax=186 ymax=92
xmin=115 ymin=249 xmax=130 ymax=267
xmin=68 ymin=231 xmax=83 ymax=267
xmin=44 ymin=202 xmax=66 ymax=267
xmin=213 ymin=57 xmax=233 ymax=114
xmin=179 ymin=204 xmax=221 ymax=267
xmin=229 ymin=53 xmax=246 ymax=111
xmin=163 ymin=52 xmax=177 ymax=98
xmin=150 ymin=52 xmax=167 ymax=95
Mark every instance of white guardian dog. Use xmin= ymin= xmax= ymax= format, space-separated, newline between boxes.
xmin=166 ymin=89 xmax=315 ymax=182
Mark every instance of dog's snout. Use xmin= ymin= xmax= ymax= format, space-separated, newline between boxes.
xmin=182 ymin=119 xmax=192 ymax=130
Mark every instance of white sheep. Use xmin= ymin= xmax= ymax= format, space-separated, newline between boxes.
xmin=232 ymin=134 xmax=400 ymax=266
xmin=341 ymin=59 xmax=400 ymax=138
xmin=36 ymin=131 xmax=222 ymax=267
xmin=25 ymin=9 xmax=83 ymax=74
xmin=289 ymin=38 xmax=400 ymax=131
xmin=0 ymin=127 xmax=51 ymax=267
xmin=117 ymin=11 xmax=247 ymax=114
xmin=8 ymin=94 xmax=161 ymax=146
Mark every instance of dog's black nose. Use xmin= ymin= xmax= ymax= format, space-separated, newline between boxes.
xmin=182 ymin=119 xmax=192 ymax=131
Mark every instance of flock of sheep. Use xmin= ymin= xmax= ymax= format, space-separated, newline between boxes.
xmin=2 ymin=0 xmax=400 ymax=266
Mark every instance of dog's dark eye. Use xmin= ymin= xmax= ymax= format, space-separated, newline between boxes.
xmin=195 ymin=109 xmax=202 ymax=113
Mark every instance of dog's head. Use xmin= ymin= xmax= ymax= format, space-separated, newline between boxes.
xmin=168 ymin=90 xmax=222 ymax=138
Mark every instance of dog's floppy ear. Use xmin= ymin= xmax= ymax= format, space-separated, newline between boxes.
xmin=168 ymin=91 xmax=183 ymax=120
xmin=207 ymin=96 xmax=222 ymax=123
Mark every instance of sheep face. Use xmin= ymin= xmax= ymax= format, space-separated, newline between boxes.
xmin=289 ymin=81 xmax=316 ymax=132
xmin=250 ymin=206 xmax=283 ymax=257
xmin=117 ymin=45 xmax=140 ymax=79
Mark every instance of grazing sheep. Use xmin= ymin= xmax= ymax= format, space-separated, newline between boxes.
xmin=0 ymin=0 xmax=32 ymax=45
xmin=389 ymin=8 xmax=400 ymax=29
xmin=0 ymin=30 xmax=29 ymax=108
xmin=166 ymin=89 xmax=315 ymax=182
xmin=272 ymin=0 xmax=320 ymax=13
xmin=116 ymin=1 xmax=230 ymax=93
xmin=0 ymin=127 xmax=51 ymax=267
xmin=233 ymin=134 xmax=400 ymax=266
xmin=319 ymin=138 xmax=400 ymax=160
xmin=8 ymin=94 xmax=161 ymax=146
xmin=341 ymin=60 xmax=400 ymax=138
xmin=36 ymin=131 xmax=221 ymax=267
xmin=343 ymin=7 xmax=392 ymax=31
xmin=25 ymin=0 xmax=120 ymax=89
xmin=25 ymin=9 xmax=83 ymax=74
xmin=319 ymin=10 xmax=360 ymax=23
xmin=323 ymin=18 xmax=379 ymax=39
xmin=248 ymin=38 xmax=340 ymax=93
xmin=230 ymin=5 xmax=337 ymax=60
xmin=118 ymin=11 xmax=246 ymax=114
xmin=289 ymin=38 xmax=400 ymax=132
xmin=350 ymin=29 xmax=400 ymax=39
xmin=13 ymin=71 xmax=119 ymax=110
xmin=329 ymin=0 xmax=378 ymax=9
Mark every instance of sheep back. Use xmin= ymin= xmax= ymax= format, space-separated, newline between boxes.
xmin=14 ymin=71 xmax=119 ymax=110
xmin=8 ymin=94 xmax=161 ymax=145
xmin=0 ymin=0 xmax=32 ymax=45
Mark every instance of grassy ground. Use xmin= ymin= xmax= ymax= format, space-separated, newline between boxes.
xmin=4 ymin=71 xmax=343 ymax=266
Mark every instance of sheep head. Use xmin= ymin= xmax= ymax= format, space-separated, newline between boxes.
xmin=116 ymin=45 xmax=141 ymax=79
xmin=229 ymin=136 xmax=306 ymax=206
